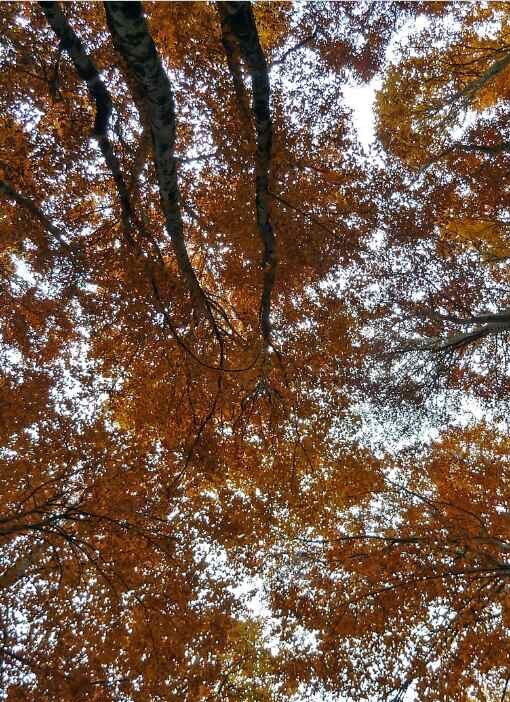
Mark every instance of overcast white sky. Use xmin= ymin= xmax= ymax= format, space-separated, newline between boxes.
xmin=343 ymin=79 xmax=379 ymax=150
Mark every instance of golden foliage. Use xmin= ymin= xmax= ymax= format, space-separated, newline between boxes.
xmin=1 ymin=2 xmax=510 ymax=701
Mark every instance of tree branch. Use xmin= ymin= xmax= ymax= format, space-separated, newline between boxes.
xmin=103 ymin=1 xmax=211 ymax=318
xmin=0 ymin=178 xmax=70 ymax=247
xmin=413 ymin=311 xmax=510 ymax=353
xmin=0 ymin=543 xmax=45 ymax=590
xmin=455 ymin=140 xmax=510 ymax=154
xmin=269 ymin=30 xmax=318 ymax=69
xmin=39 ymin=1 xmax=137 ymax=244
xmin=217 ymin=8 xmax=252 ymax=127
xmin=451 ymin=50 xmax=510 ymax=108
xmin=217 ymin=2 xmax=277 ymax=347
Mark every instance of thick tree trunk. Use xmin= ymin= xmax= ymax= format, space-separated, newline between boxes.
xmin=104 ymin=1 xmax=209 ymax=316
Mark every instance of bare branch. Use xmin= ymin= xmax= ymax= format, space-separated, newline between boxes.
xmin=269 ymin=30 xmax=318 ymax=69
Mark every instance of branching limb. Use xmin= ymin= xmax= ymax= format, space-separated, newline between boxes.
xmin=455 ymin=140 xmax=510 ymax=154
xmin=413 ymin=312 xmax=510 ymax=353
xmin=269 ymin=29 xmax=318 ymax=69
xmin=0 ymin=543 xmax=45 ymax=590
xmin=40 ymin=2 xmax=234 ymax=369
xmin=450 ymin=50 xmax=510 ymax=109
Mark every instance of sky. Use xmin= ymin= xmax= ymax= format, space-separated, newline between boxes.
xmin=343 ymin=80 xmax=379 ymax=150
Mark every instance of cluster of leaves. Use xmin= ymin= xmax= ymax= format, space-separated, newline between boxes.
xmin=2 ymin=2 xmax=510 ymax=701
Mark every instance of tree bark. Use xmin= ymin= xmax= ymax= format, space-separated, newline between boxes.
xmin=217 ymin=2 xmax=277 ymax=347
xmin=104 ymin=1 xmax=209 ymax=315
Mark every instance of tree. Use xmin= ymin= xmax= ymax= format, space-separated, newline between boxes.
xmin=0 ymin=1 xmax=402 ymax=698
xmin=269 ymin=425 xmax=510 ymax=701
xmin=360 ymin=1 xmax=510 ymax=416
xmin=2 ymin=2 xmax=510 ymax=701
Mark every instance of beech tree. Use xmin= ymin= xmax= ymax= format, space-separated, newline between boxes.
xmin=359 ymin=2 xmax=510 ymax=413
xmin=2 ymin=2 xmax=510 ymax=701
xmin=271 ymin=425 xmax=510 ymax=701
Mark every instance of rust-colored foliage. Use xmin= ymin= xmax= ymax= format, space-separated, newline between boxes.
xmin=1 ymin=2 xmax=510 ymax=701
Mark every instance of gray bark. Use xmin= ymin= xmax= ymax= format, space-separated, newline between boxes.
xmin=104 ymin=1 xmax=208 ymax=314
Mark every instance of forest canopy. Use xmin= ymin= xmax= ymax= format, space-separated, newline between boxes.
xmin=2 ymin=2 xmax=510 ymax=701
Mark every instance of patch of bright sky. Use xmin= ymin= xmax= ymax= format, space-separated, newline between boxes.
xmin=341 ymin=9 xmax=441 ymax=154
xmin=343 ymin=79 xmax=379 ymax=150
